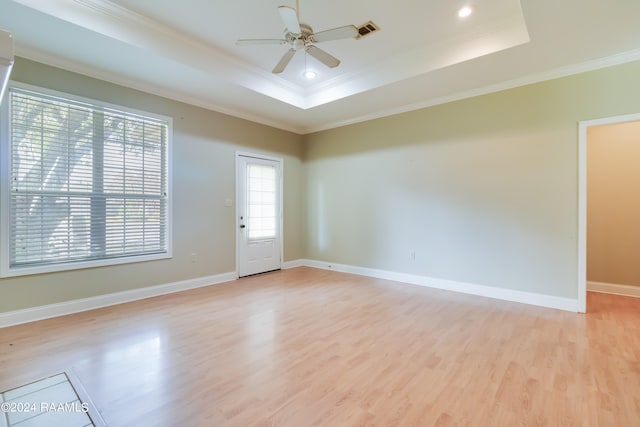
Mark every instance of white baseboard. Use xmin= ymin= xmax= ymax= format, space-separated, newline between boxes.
xmin=287 ymin=259 xmax=579 ymax=312
xmin=0 ymin=272 xmax=236 ymax=328
xmin=1 ymin=259 xmax=585 ymax=328
xmin=587 ymin=281 xmax=640 ymax=298
xmin=282 ymin=259 xmax=305 ymax=269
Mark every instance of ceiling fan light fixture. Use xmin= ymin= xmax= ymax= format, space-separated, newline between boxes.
xmin=458 ymin=6 xmax=473 ymax=18
xmin=304 ymin=70 xmax=317 ymax=79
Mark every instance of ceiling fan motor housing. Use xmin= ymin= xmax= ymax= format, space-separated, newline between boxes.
xmin=286 ymin=23 xmax=314 ymax=49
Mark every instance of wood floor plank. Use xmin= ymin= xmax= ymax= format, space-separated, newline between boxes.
xmin=1 ymin=267 xmax=639 ymax=426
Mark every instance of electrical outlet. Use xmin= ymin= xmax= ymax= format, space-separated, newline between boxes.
xmin=410 ymin=251 xmax=416 ymax=260
xmin=189 ymin=252 xmax=198 ymax=263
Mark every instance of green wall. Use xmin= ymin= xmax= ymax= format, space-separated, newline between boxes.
xmin=2 ymin=57 xmax=640 ymax=314
xmin=304 ymin=60 xmax=640 ymax=299
xmin=0 ymin=58 xmax=305 ymax=312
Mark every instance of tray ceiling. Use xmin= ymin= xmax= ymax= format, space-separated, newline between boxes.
xmin=1 ymin=0 xmax=640 ymax=133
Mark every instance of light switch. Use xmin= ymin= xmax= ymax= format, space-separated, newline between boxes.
xmin=224 ymin=198 xmax=233 ymax=207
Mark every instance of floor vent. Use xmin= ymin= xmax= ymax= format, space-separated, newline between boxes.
xmin=356 ymin=21 xmax=380 ymax=39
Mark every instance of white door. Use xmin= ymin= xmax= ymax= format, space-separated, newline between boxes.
xmin=237 ymin=154 xmax=283 ymax=277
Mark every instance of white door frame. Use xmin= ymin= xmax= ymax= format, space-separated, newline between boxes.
xmin=577 ymin=112 xmax=640 ymax=313
xmin=235 ymin=151 xmax=284 ymax=278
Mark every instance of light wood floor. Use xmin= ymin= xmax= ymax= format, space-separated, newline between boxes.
xmin=1 ymin=267 xmax=639 ymax=426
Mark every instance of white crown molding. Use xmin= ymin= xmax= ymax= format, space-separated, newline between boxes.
xmin=303 ymin=48 xmax=640 ymax=134
xmin=15 ymin=46 xmax=304 ymax=134
xmin=17 ymin=45 xmax=640 ymax=136
xmin=0 ymin=271 xmax=236 ymax=328
xmin=286 ymin=259 xmax=579 ymax=312
xmin=11 ymin=0 xmax=532 ymax=111
xmin=12 ymin=0 xmax=307 ymax=107
xmin=12 ymin=0 xmax=640 ymax=135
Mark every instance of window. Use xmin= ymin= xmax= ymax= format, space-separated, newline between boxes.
xmin=0 ymin=83 xmax=172 ymax=277
xmin=246 ymin=163 xmax=277 ymax=240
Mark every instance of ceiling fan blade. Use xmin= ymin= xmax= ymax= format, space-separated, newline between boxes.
xmin=312 ymin=25 xmax=358 ymax=43
xmin=278 ymin=6 xmax=301 ymax=34
xmin=306 ymin=45 xmax=340 ymax=68
xmin=272 ymin=48 xmax=296 ymax=74
xmin=236 ymin=39 xmax=287 ymax=45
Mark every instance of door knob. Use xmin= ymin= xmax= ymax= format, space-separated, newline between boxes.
xmin=240 ymin=224 xmax=246 ymax=229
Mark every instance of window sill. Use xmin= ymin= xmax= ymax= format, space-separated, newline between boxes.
xmin=0 ymin=251 xmax=172 ymax=278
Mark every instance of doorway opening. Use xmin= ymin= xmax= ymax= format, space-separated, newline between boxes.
xmin=578 ymin=113 xmax=640 ymax=312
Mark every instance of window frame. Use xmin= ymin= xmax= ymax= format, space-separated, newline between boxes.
xmin=0 ymin=81 xmax=173 ymax=278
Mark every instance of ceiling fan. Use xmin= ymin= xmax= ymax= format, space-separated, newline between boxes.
xmin=236 ymin=1 xmax=360 ymax=74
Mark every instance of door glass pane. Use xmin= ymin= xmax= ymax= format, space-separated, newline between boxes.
xmin=247 ymin=163 xmax=276 ymax=240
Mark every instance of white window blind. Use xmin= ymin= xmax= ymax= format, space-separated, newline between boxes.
xmin=5 ymin=86 xmax=169 ymax=272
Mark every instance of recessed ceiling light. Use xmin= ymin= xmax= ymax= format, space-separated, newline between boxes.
xmin=304 ymin=70 xmax=317 ymax=79
xmin=458 ymin=6 xmax=472 ymax=18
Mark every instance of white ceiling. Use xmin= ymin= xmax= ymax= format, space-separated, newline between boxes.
xmin=2 ymin=0 xmax=640 ymax=134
